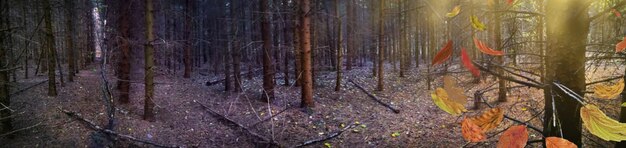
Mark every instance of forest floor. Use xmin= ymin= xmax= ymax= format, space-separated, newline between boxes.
xmin=0 ymin=63 xmax=620 ymax=147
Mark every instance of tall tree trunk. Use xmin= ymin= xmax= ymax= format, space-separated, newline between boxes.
xmin=117 ymin=0 xmax=131 ymax=103
xmin=543 ymin=0 xmax=590 ymax=146
xmin=261 ymin=0 xmax=275 ymax=101
xmin=0 ymin=0 xmax=13 ymax=135
xmin=65 ymin=0 xmax=75 ymax=82
xmin=231 ymin=0 xmax=241 ymax=92
xmin=492 ymin=0 xmax=507 ymax=102
xmin=293 ymin=15 xmax=301 ymax=87
xmin=183 ymin=0 xmax=193 ymax=78
xmin=44 ymin=0 xmax=57 ymax=96
xmin=334 ymin=0 xmax=342 ymax=92
xmin=143 ymin=0 xmax=156 ymax=122
xmin=300 ymin=0 xmax=314 ymax=108
xmin=346 ymin=0 xmax=353 ymax=70
xmin=376 ymin=0 xmax=384 ymax=91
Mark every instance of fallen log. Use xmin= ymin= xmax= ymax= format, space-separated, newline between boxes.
xmin=59 ymin=108 xmax=179 ymax=148
xmin=205 ymin=68 xmax=263 ymax=86
xmin=9 ymin=80 xmax=47 ymax=97
xmin=196 ymin=102 xmax=282 ymax=147
xmin=293 ymin=124 xmax=358 ymax=148
xmin=348 ymin=79 xmax=400 ymax=113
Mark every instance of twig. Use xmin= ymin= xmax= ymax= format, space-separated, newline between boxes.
xmin=59 ymin=108 xmax=178 ymax=148
xmin=586 ymin=75 xmax=623 ymax=86
xmin=249 ymin=106 xmax=294 ymax=128
xmin=0 ymin=122 xmax=41 ymax=137
xmin=348 ymin=79 xmax=400 ymax=113
xmin=9 ymin=80 xmax=48 ymax=97
xmin=292 ymin=124 xmax=358 ymax=148
xmin=196 ymin=102 xmax=282 ymax=147
xmin=472 ymin=61 xmax=545 ymax=88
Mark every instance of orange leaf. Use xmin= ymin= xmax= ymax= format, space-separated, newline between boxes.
xmin=460 ymin=47 xmax=480 ymax=77
xmin=617 ymin=37 xmax=626 ymax=53
xmin=545 ymin=137 xmax=577 ymax=148
xmin=496 ymin=125 xmax=528 ymax=148
xmin=612 ymin=9 xmax=622 ymax=18
xmin=469 ymin=108 xmax=504 ymax=132
xmin=474 ymin=38 xmax=504 ymax=56
xmin=431 ymin=40 xmax=453 ymax=66
xmin=507 ymin=0 xmax=514 ymax=5
xmin=461 ymin=118 xmax=486 ymax=142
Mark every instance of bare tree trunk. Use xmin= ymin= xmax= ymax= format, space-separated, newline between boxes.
xmin=346 ymin=0 xmax=353 ymax=70
xmin=261 ymin=0 xmax=275 ymax=101
xmin=0 ymin=0 xmax=13 ymax=134
xmin=492 ymin=0 xmax=507 ymax=102
xmin=231 ymin=0 xmax=241 ymax=92
xmin=117 ymin=0 xmax=131 ymax=103
xmin=334 ymin=0 xmax=342 ymax=92
xmin=183 ymin=0 xmax=193 ymax=78
xmin=376 ymin=0 xmax=384 ymax=91
xmin=300 ymin=0 xmax=314 ymax=108
xmin=65 ymin=0 xmax=75 ymax=82
xmin=543 ymin=0 xmax=590 ymax=146
xmin=143 ymin=0 xmax=156 ymax=122
xmin=44 ymin=0 xmax=57 ymax=96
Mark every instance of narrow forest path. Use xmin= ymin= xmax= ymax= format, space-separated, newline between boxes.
xmin=2 ymin=64 xmax=550 ymax=147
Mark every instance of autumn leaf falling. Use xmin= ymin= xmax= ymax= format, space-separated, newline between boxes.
xmin=507 ymin=0 xmax=515 ymax=5
xmin=443 ymin=76 xmax=467 ymax=105
xmin=612 ymin=9 xmax=622 ymax=18
xmin=460 ymin=47 xmax=480 ymax=77
xmin=593 ymin=78 xmax=624 ymax=99
xmin=430 ymin=88 xmax=467 ymax=116
xmin=617 ymin=37 xmax=626 ymax=52
xmin=545 ymin=137 xmax=577 ymax=148
xmin=496 ymin=125 xmax=528 ymax=148
xmin=431 ymin=40 xmax=453 ymax=66
xmin=470 ymin=15 xmax=486 ymax=31
xmin=446 ymin=5 xmax=461 ymax=18
xmin=469 ymin=108 xmax=504 ymax=132
xmin=461 ymin=118 xmax=486 ymax=142
xmin=580 ymin=104 xmax=626 ymax=141
xmin=474 ymin=38 xmax=504 ymax=56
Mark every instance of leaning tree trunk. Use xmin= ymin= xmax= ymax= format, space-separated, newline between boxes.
xmin=43 ymin=0 xmax=57 ymax=96
xmin=299 ymin=0 xmax=314 ymax=108
xmin=143 ymin=0 xmax=156 ymax=122
xmin=261 ymin=0 xmax=275 ymax=101
xmin=543 ymin=0 xmax=590 ymax=146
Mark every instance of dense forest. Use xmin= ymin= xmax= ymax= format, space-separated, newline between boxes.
xmin=1 ymin=0 xmax=626 ymax=147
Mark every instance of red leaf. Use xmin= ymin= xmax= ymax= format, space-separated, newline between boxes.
xmin=460 ymin=47 xmax=480 ymax=77
xmin=507 ymin=0 xmax=514 ymax=5
xmin=545 ymin=137 xmax=577 ymax=148
xmin=612 ymin=9 xmax=622 ymax=18
xmin=474 ymin=38 xmax=504 ymax=56
xmin=617 ymin=37 xmax=626 ymax=53
xmin=497 ymin=125 xmax=528 ymax=148
xmin=431 ymin=40 xmax=453 ymax=66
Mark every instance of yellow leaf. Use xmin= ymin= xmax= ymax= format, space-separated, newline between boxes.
xmin=443 ymin=76 xmax=467 ymax=105
xmin=324 ymin=142 xmax=332 ymax=148
xmin=594 ymin=79 xmax=624 ymax=99
xmin=446 ymin=5 xmax=461 ymax=18
xmin=581 ymin=104 xmax=626 ymax=141
xmin=470 ymin=15 xmax=486 ymax=31
xmin=391 ymin=132 xmax=400 ymax=137
xmin=461 ymin=118 xmax=486 ymax=142
xmin=622 ymin=102 xmax=626 ymax=107
xmin=469 ymin=108 xmax=504 ymax=132
xmin=431 ymin=88 xmax=467 ymax=116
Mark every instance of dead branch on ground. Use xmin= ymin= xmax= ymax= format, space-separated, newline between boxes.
xmin=348 ymin=79 xmax=400 ymax=113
